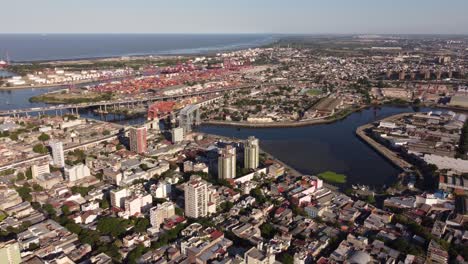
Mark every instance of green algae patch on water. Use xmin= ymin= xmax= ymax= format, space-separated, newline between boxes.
xmin=318 ymin=171 xmax=347 ymax=184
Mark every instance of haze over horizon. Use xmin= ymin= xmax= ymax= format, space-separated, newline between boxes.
xmin=2 ymin=0 xmax=468 ymax=35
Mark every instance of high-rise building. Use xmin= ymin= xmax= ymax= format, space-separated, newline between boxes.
xmin=129 ymin=127 xmax=147 ymax=154
xmin=244 ymin=136 xmax=259 ymax=170
xmin=49 ymin=141 xmax=65 ymax=168
xmin=218 ymin=145 xmax=236 ymax=179
xmin=125 ymin=194 xmax=152 ymax=215
xmin=31 ymin=162 xmax=50 ymax=179
xmin=110 ymin=188 xmax=128 ymax=209
xmin=171 ymin=127 xmax=185 ymax=143
xmin=184 ymin=176 xmax=208 ymax=218
xmin=64 ymin=163 xmax=91 ymax=182
xmin=0 ymin=240 xmax=21 ymax=264
xmin=149 ymin=201 xmax=176 ymax=228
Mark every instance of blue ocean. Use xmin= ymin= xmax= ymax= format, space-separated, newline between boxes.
xmin=0 ymin=34 xmax=276 ymax=62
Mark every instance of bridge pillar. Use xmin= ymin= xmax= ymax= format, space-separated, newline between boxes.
xmin=195 ymin=108 xmax=201 ymax=125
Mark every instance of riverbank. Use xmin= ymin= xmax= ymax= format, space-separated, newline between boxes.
xmin=355 ymin=113 xmax=413 ymax=170
xmin=203 ymin=106 xmax=365 ymax=128
xmin=196 ymin=131 xmax=341 ymax=191
xmin=0 ymin=78 xmax=106 ymax=90
xmin=29 ymin=92 xmax=113 ymax=104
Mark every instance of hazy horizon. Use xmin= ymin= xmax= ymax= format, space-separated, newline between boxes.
xmin=2 ymin=0 xmax=468 ymax=35
xmin=1 ymin=33 xmax=468 ymax=36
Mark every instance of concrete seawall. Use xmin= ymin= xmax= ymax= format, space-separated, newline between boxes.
xmin=355 ymin=113 xmax=413 ymax=171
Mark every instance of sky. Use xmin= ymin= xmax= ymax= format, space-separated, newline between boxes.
xmin=2 ymin=0 xmax=468 ymax=34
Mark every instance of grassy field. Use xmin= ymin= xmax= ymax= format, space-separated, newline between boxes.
xmin=318 ymin=171 xmax=347 ymax=184
xmin=307 ymin=89 xmax=323 ymax=96
xmin=29 ymin=92 xmax=112 ymax=104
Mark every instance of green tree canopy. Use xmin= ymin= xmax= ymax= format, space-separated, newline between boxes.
xmin=38 ymin=133 xmax=50 ymax=142
xmin=32 ymin=144 xmax=48 ymax=154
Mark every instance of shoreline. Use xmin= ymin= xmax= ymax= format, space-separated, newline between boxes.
xmin=202 ymin=102 xmax=468 ymax=129
xmin=2 ymin=35 xmax=278 ymax=64
xmin=0 ymin=76 xmax=131 ymax=90
xmin=354 ymin=113 xmax=413 ymax=171
xmin=202 ymin=106 xmax=366 ymax=128
xmin=0 ymin=83 xmax=66 ymax=91
xmin=198 ymin=132 xmax=340 ymax=191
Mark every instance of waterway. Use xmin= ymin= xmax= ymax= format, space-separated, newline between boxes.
xmin=0 ymin=34 xmax=276 ymax=62
xmin=198 ymin=105 xmax=437 ymax=187
xmin=0 ymin=86 xmax=437 ymax=186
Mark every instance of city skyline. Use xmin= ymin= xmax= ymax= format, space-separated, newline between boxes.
xmin=2 ymin=0 xmax=468 ymax=34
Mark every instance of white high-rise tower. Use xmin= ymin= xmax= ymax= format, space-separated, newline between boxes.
xmin=244 ymin=136 xmax=259 ymax=170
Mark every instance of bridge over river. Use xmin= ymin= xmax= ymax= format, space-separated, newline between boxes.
xmin=0 ymin=84 xmax=259 ymax=117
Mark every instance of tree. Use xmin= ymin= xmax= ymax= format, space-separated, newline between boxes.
xmin=38 ymin=133 xmax=50 ymax=142
xmin=97 ymin=217 xmax=130 ymax=238
xmin=9 ymin=133 xmax=18 ymax=141
xmin=126 ymin=244 xmax=146 ymax=264
xmin=71 ymin=186 xmax=91 ymax=197
xmin=250 ymin=188 xmax=267 ymax=204
xmin=278 ymin=253 xmax=294 ymax=264
xmin=61 ymin=205 xmax=71 ymax=216
xmin=32 ymin=143 xmax=48 ymax=154
xmin=78 ymin=228 xmax=100 ymax=247
xmin=28 ymin=243 xmax=40 ymax=251
xmin=32 ymin=184 xmax=44 ymax=192
xmin=102 ymin=130 xmax=111 ymax=136
xmin=377 ymin=80 xmax=385 ymax=88
xmin=43 ymin=204 xmax=56 ymax=216
xmin=366 ymin=195 xmax=376 ymax=204
xmin=65 ymin=222 xmax=82 ymax=235
xmin=260 ymin=222 xmax=277 ymax=240
xmin=99 ymin=199 xmax=110 ymax=209
xmin=16 ymin=172 xmax=25 ymax=181
xmin=25 ymin=168 xmax=33 ymax=179
xmin=134 ymin=218 xmax=150 ymax=233
xmin=16 ymin=186 xmax=32 ymax=202
xmin=219 ymin=201 xmax=234 ymax=212
xmin=95 ymin=172 xmax=104 ymax=181
xmin=69 ymin=149 xmax=86 ymax=163
xmin=139 ymin=163 xmax=150 ymax=171
xmin=174 ymin=206 xmax=184 ymax=216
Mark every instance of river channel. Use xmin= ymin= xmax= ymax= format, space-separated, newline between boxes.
xmin=198 ymin=106 xmax=438 ymax=187
xmin=0 ymin=87 xmax=437 ymax=186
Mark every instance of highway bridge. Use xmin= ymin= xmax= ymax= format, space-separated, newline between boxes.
xmin=0 ymin=84 xmax=259 ymax=116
